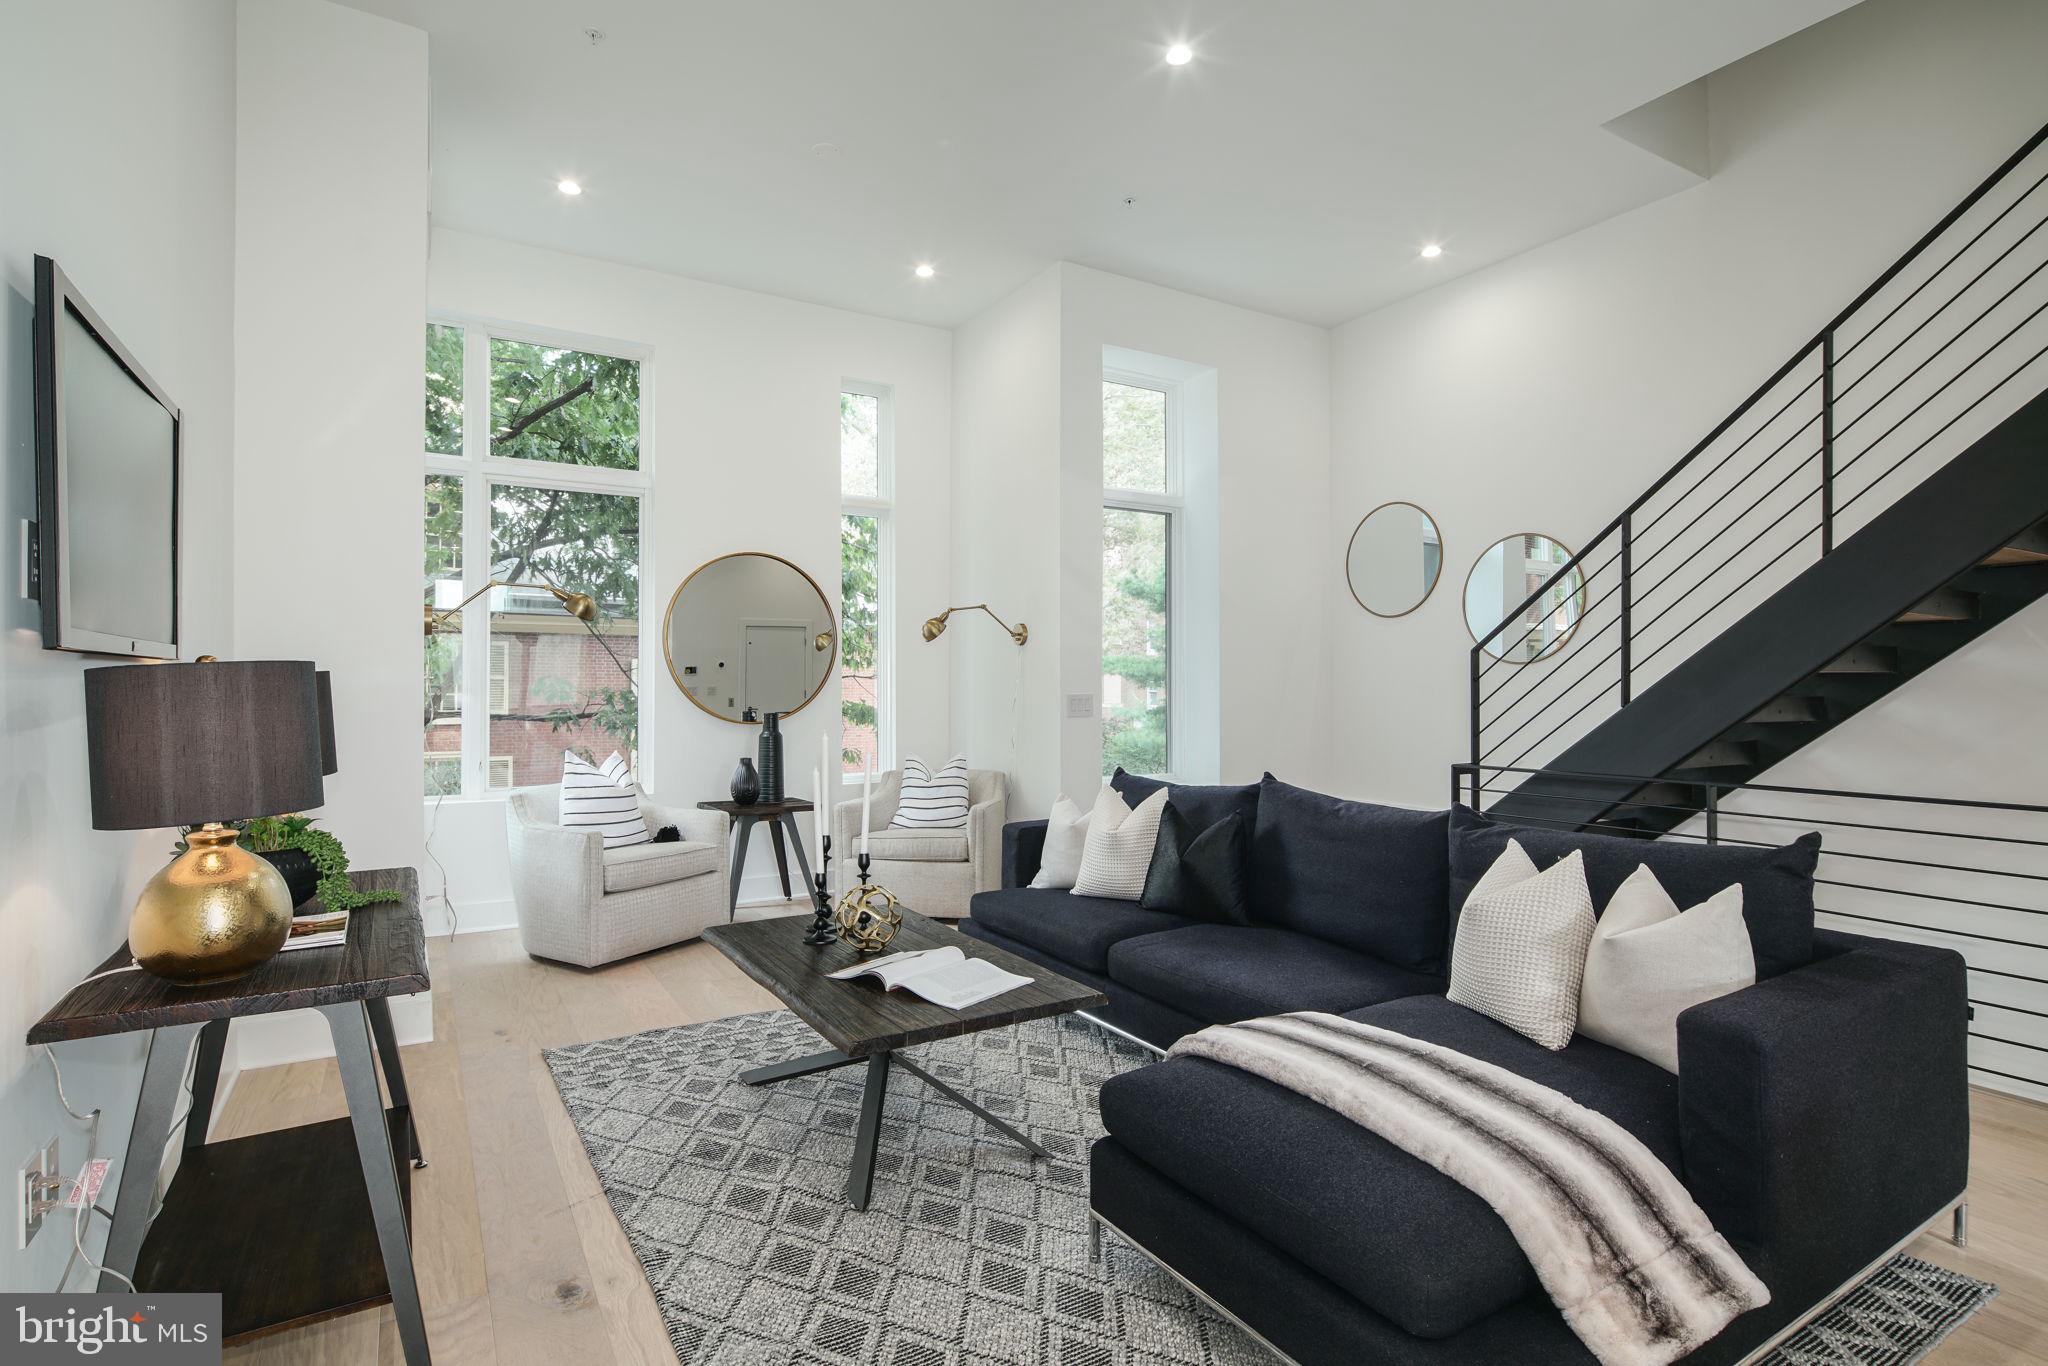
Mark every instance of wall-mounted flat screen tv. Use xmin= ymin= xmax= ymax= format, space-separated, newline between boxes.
xmin=33 ymin=255 xmax=181 ymax=659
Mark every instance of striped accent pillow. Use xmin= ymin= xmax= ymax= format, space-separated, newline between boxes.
xmin=559 ymin=751 xmax=650 ymax=849
xmin=888 ymin=755 xmax=972 ymax=829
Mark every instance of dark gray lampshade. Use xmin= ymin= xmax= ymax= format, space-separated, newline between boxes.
xmin=315 ymin=670 xmax=338 ymax=775
xmin=84 ymin=660 xmax=326 ymax=830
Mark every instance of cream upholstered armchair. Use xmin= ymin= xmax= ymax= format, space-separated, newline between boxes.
xmin=832 ymin=769 xmax=1007 ymax=919
xmin=506 ymin=787 xmax=729 ymax=967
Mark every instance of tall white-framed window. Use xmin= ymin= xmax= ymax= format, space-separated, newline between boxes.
xmin=423 ymin=319 xmax=651 ymax=797
xmin=1101 ymin=370 xmax=1181 ymax=778
xmin=839 ymin=381 xmax=894 ymax=781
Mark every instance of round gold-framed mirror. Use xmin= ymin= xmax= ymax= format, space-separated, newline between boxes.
xmin=1463 ymin=533 xmax=1586 ymax=664
xmin=1345 ymin=501 xmax=1444 ymax=618
xmin=662 ymin=552 xmax=838 ymax=723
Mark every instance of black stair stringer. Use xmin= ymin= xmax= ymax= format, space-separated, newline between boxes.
xmin=1488 ymin=385 xmax=2048 ymax=830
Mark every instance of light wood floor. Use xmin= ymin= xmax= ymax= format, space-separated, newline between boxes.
xmin=217 ymin=916 xmax=2048 ymax=1365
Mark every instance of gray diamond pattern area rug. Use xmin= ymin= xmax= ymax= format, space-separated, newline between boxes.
xmin=542 ymin=1009 xmax=1994 ymax=1366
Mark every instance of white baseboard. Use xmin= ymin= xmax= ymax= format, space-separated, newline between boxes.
xmin=425 ymin=896 xmax=517 ymax=938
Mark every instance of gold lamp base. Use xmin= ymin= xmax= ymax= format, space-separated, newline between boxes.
xmin=130 ymin=824 xmax=293 ymax=984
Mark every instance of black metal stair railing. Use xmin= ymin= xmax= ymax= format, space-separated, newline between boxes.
xmin=1452 ymin=762 xmax=2048 ymax=1094
xmin=1470 ymin=120 xmax=2048 ymax=774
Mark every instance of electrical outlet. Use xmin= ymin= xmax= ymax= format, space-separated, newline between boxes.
xmin=16 ymin=1138 xmax=60 ymax=1250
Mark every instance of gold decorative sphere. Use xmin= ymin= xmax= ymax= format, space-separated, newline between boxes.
xmin=834 ymin=883 xmax=903 ymax=954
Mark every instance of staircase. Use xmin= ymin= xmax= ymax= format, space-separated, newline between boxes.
xmin=1458 ymin=121 xmax=2048 ymax=1097
xmin=1469 ymin=119 xmax=2048 ymax=832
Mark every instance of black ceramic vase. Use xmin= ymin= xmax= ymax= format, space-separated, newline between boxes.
xmin=258 ymin=848 xmax=319 ymax=909
xmin=757 ymin=712 xmax=784 ymax=802
xmin=730 ymin=756 xmax=761 ymax=805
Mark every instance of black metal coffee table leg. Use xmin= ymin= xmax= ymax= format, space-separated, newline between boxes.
xmin=846 ymin=1052 xmax=892 ymax=1211
xmin=893 ymin=1054 xmax=1052 ymax=1160
xmin=738 ymin=1048 xmax=860 ymax=1086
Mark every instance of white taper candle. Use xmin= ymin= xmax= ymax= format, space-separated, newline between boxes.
xmin=861 ymin=747 xmax=874 ymax=858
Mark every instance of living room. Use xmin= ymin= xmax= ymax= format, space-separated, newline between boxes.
xmin=3 ymin=0 xmax=2045 ymax=1363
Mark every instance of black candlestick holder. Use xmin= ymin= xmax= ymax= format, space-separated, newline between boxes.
xmin=803 ymin=833 xmax=837 ymax=945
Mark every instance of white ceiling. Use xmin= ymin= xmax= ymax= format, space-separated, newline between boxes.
xmin=341 ymin=0 xmax=1861 ymax=329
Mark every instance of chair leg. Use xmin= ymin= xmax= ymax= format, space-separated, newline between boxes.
xmin=1954 ymin=1200 xmax=1969 ymax=1248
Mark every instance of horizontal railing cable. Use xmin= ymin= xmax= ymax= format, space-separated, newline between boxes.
xmin=1833 ymin=166 xmax=2048 ymax=365
xmin=1834 ymin=334 xmax=2048 ymax=518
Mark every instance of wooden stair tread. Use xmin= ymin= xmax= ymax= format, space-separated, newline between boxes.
xmin=1895 ymin=588 xmax=1977 ymax=623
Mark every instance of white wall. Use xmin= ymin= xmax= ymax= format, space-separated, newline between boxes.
xmin=949 ymin=269 xmax=1066 ymax=817
xmin=425 ymin=229 xmax=953 ymax=920
xmin=1328 ymin=0 xmax=2048 ymax=807
xmin=951 ymin=264 xmax=1332 ymax=817
xmin=0 ymin=0 xmax=238 ymax=1293
xmin=231 ymin=0 xmax=431 ymax=1066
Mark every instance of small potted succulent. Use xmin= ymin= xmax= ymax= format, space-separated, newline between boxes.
xmin=239 ymin=815 xmax=403 ymax=912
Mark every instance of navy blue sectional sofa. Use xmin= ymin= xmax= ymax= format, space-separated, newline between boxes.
xmin=958 ymin=775 xmax=1971 ymax=1366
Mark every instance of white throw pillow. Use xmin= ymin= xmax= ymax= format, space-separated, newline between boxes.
xmin=1448 ymin=842 xmax=1596 ymax=1050
xmin=1579 ymin=865 xmax=1755 ymax=1073
xmin=1071 ymin=785 xmax=1168 ymax=901
xmin=889 ymin=754 xmax=971 ymax=829
xmin=559 ymin=751 xmax=650 ymax=849
xmin=1030 ymin=795 xmax=1092 ymax=890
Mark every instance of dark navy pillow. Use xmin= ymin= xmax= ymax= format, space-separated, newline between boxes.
xmin=1446 ymin=804 xmax=1819 ymax=979
xmin=1111 ymin=768 xmax=1260 ymax=832
xmin=1140 ymin=807 xmax=1253 ymax=926
xmin=1248 ymin=775 xmax=1451 ymax=975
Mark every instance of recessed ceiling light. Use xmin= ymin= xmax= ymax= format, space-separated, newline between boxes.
xmin=914 ymin=263 xmax=936 ymax=279
xmin=1165 ymin=43 xmax=1193 ymax=66
xmin=557 ymin=179 xmax=583 ymax=196
xmin=1419 ymin=242 xmax=1443 ymax=259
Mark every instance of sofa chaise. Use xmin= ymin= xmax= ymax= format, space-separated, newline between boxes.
xmin=958 ymin=774 xmax=1969 ymax=1366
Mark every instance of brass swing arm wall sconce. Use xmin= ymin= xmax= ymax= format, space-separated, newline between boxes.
xmin=422 ymin=578 xmax=597 ymax=636
xmin=921 ymin=604 xmax=1028 ymax=646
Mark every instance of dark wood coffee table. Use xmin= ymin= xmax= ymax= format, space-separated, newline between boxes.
xmin=702 ymin=909 xmax=1108 ymax=1210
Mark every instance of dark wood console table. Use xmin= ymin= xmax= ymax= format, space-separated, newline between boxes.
xmin=28 ymin=868 xmax=432 ymax=1364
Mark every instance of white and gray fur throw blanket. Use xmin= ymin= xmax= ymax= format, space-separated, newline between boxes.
xmin=1169 ymin=1013 xmax=1768 ymax=1366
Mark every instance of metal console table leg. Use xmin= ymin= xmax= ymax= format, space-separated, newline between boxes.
xmin=366 ymin=997 xmax=425 ymax=1167
xmin=184 ymin=1019 xmax=231 ymax=1152
xmin=323 ymin=1002 xmax=432 ymax=1366
xmin=99 ymin=1022 xmax=204 ymax=1290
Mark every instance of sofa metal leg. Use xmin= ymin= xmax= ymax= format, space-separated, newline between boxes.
xmin=1953 ymin=1200 xmax=1969 ymax=1249
xmin=1088 ymin=1214 xmax=1102 ymax=1264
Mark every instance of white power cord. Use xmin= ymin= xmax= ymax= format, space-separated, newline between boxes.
xmin=42 ymin=1045 xmax=133 ymax=1292
xmin=425 ymin=787 xmax=458 ymax=937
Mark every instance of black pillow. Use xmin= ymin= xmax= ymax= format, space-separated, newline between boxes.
xmin=1111 ymin=768 xmax=1260 ymax=833
xmin=1141 ymin=807 xmax=1252 ymax=926
xmin=1248 ymin=775 xmax=1451 ymax=974
xmin=1446 ymin=804 xmax=1819 ymax=979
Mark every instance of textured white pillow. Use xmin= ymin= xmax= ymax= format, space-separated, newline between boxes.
xmin=1029 ymin=795 xmax=1092 ymax=890
xmin=889 ymin=754 xmax=971 ymax=829
xmin=1449 ymin=842 xmax=1595 ymax=1050
xmin=1579 ymin=865 xmax=1755 ymax=1073
xmin=1071 ymin=785 xmax=1168 ymax=901
xmin=559 ymin=751 xmax=650 ymax=849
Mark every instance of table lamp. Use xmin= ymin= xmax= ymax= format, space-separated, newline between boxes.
xmin=315 ymin=669 xmax=338 ymax=775
xmin=84 ymin=659 xmax=327 ymax=983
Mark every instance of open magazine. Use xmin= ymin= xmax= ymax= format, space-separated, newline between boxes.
xmin=826 ymin=946 xmax=1032 ymax=1010
xmin=279 ymin=908 xmax=348 ymax=952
